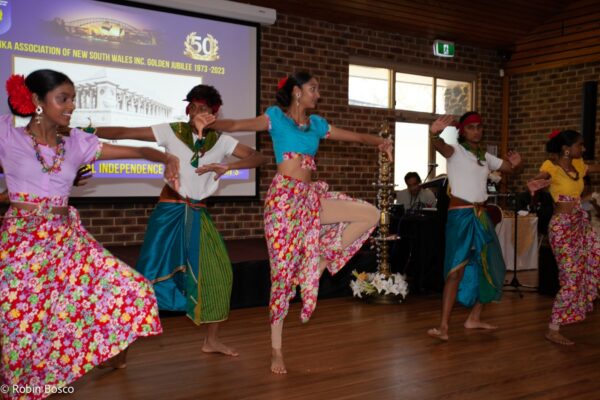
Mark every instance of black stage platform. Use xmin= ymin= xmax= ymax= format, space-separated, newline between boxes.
xmin=107 ymin=239 xmax=378 ymax=310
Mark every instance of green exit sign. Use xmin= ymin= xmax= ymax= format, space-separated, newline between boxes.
xmin=433 ymin=40 xmax=455 ymax=57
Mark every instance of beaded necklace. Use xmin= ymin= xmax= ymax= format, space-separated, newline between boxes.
xmin=285 ymin=112 xmax=310 ymax=131
xmin=558 ymin=161 xmax=580 ymax=181
xmin=25 ymin=126 xmax=66 ymax=174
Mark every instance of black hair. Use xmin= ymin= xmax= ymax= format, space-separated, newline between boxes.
xmin=457 ymin=111 xmax=480 ymax=143
xmin=545 ymin=130 xmax=581 ymax=154
xmin=404 ymin=171 xmax=421 ymax=183
xmin=8 ymin=69 xmax=73 ymax=117
xmin=184 ymin=84 xmax=222 ymax=108
xmin=275 ymin=71 xmax=313 ymax=108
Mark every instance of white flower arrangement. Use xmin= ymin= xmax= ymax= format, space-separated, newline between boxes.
xmin=350 ymin=270 xmax=409 ymax=299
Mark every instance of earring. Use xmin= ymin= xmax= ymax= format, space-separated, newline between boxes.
xmin=563 ymin=150 xmax=570 ymax=159
xmin=295 ymin=93 xmax=300 ymax=107
xmin=35 ymin=105 xmax=43 ymax=124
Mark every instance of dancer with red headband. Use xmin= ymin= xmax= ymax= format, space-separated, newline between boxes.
xmin=527 ymin=129 xmax=600 ymax=345
xmin=426 ymin=112 xmax=522 ymax=341
xmin=0 ymin=69 xmax=177 ymax=398
xmin=94 ymin=84 xmax=264 ymax=356
xmin=208 ymin=71 xmax=393 ymax=374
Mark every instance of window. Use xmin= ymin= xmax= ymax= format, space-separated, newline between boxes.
xmin=349 ymin=64 xmax=473 ymax=114
xmin=349 ymin=62 xmax=474 ymax=190
xmin=348 ymin=65 xmax=389 ymax=108
xmin=395 ymin=73 xmax=432 ymax=113
xmin=436 ymin=78 xmax=472 ymax=115
xmin=395 ymin=122 xmax=430 ymax=190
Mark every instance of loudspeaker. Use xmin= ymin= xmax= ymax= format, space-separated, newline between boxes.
xmin=582 ymin=81 xmax=597 ymax=160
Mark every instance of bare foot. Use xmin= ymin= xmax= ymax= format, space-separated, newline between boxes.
xmin=464 ymin=320 xmax=498 ymax=330
xmin=427 ymin=328 xmax=449 ymax=341
xmin=271 ymin=348 xmax=287 ymax=374
xmin=545 ymin=330 xmax=574 ymax=346
xmin=202 ymin=338 xmax=239 ymax=357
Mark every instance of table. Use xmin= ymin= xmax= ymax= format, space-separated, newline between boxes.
xmin=495 ymin=213 xmax=538 ymax=270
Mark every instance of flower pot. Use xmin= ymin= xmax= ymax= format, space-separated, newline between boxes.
xmin=365 ymin=293 xmax=403 ymax=305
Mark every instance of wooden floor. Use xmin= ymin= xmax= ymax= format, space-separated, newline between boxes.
xmin=53 ymin=271 xmax=600 ymax=400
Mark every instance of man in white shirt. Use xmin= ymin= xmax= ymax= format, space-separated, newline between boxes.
xmin=426 ymin=112 xmax=522 ymax=342
xmin=396 ymin=172 xmax=437 ymax=211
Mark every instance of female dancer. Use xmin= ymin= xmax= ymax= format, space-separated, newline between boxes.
xmin=528 ymin=129 xmax=600 ymax=345
xmin=427 ymin=112 xmax=522 ymax=341
xmin=94 ymin=84 xmax=264 ymax=357
xmin=209 ymin=71 xmax=392 ymax=373
xmin=0 ymin=70 xmax=178 ymax=399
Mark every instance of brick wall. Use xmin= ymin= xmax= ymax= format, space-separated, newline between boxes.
xmin=82 ymin=12 xmax=505 ymax=246
xmin=507 ymin=62 xmax=600 ymax=191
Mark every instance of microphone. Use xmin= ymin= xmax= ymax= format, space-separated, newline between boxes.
xmin=427 ymin=163 xmax=438 ymax=167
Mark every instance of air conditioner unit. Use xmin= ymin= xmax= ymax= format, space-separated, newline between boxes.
xmin=131 ymin=0 xmax=277 ymax=26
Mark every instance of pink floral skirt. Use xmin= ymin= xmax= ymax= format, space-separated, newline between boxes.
xmin=548 ymin=200 xmax=600 ymax=325
xmin=0 ymin=196 xmax=162 ymax=399
xmin=264 ymin=174 xmax=375 ymax=324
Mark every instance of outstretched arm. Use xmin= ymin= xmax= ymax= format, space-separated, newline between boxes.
xmin=209 ymin=115 xmax=269 ymax=133
xmin=195 ymin=143 xmax=265 ymax=180
xmin=429 ymin=115 xmax=456 ymax=159
xmin=526 ymin=171 xmax=551 ymax=195
xmin=328 ymin=125 xmax=393 ymax=161
xmin=94 ymin=126 xmax=156 ymax=142
xmin=585 ymin=163 xmax=600 ymax=174
xmin=99 ymin=144 xmax=180 ymax=190
xmin=497 ymin=151 xmax=523 ymax=174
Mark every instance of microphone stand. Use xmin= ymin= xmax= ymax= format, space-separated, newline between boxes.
xmin=425 ymin=164 xmax=437 ymax=181
xmin=504 ymin=192 xmax=537 ymax=297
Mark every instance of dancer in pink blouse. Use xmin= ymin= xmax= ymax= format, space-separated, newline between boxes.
xmin=0 ymin=69 xmax=179 ymax=399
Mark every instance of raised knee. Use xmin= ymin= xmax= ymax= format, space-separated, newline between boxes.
xmin=369 ymin=206 xmax=381 ymax=227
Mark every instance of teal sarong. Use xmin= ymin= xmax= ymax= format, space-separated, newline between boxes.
xmin=444 ymin=207 xmax=506 ymax=307
xmin=136 ymin=201 xmax=233 ymax=324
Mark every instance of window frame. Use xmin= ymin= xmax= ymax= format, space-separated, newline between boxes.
xmin=348 ymin=57 xmax=478 ymax=176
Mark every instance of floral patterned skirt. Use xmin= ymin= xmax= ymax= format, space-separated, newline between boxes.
xmin=0 ymin=201 xmax=162 ymax=399
xmin=264 ymin=174 xmax=375 ymax=324
xmin=548 ymin=201 xmax=600 ymax=325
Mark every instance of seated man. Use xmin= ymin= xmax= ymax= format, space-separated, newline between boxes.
xmin=396 ymin=171 xmax=437 ymax=212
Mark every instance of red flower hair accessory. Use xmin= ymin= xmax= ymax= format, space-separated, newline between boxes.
xmin=277 ymin=77 xmax=288 ymax=90
xmin=548 ymin=129 xmax=561 ymax=139
xmin=6 ymin=74 xmax=36 ymax=115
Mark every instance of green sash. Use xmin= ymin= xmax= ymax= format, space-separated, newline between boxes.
xmin=460 ymin=142 xmax=486 ymax=164
xmin=169 ymin=122 xmax=220 ymax=168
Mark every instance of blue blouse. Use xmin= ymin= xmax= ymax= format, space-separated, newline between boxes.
xmin=265 ymin=106 xmax=330 ymax=164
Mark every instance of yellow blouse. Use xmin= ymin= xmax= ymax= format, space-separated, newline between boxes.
xmin=540 ymin=158 xmax=586 ymax=202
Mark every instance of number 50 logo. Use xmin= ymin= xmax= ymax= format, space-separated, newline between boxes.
xmin=183 ymin=32 xmax=220 ymax=61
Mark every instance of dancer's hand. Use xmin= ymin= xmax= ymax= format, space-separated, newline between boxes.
xmin=74 ymin=165 xmax=93 ymax=186
xmin=378 ymin=139 xmax=394 ymax=162
xmin=506 ymin=151 xmax=522 ymax=169
xmin=527 ymin=178 xmax=550 ymax=194
xmin=430 ymin=115 xmax=456 ymax=135
xmin=195 ymin=163 xmax=229 ymax=180
xmin=164 ymin=153 xmax=180 ymax=191
xmin=192 ymin=112 xmax=217 ymax=133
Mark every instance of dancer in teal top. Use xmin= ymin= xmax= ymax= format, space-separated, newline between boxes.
xmin=209 ymin=71 xmax=393 ymax=374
